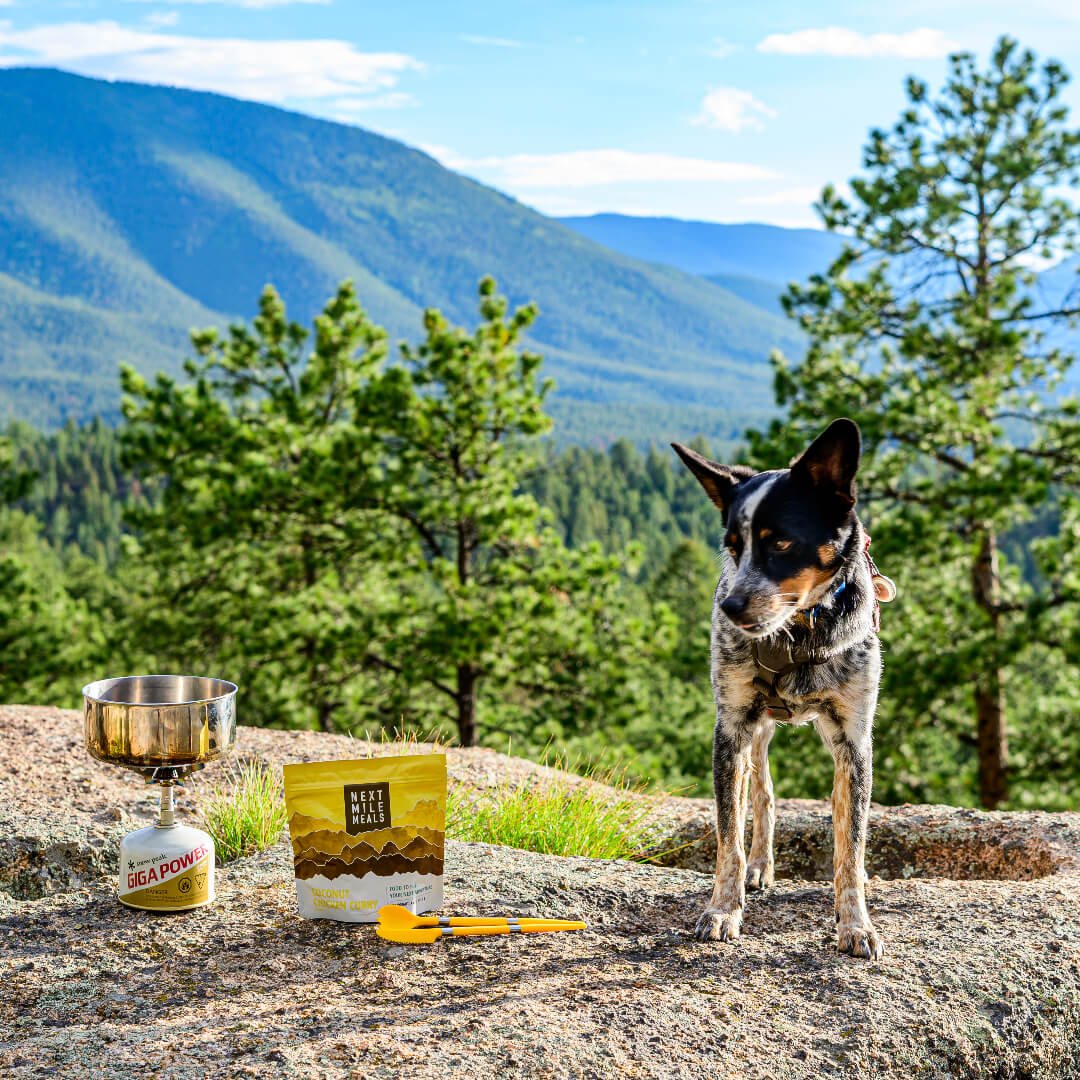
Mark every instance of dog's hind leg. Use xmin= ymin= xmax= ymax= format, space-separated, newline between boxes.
xmin=694 ymin=716 xmax=754 ymax=943
xmin=820 ymin=709 xmax=884 ymax=960
xmin=746 ymin=718 xmax=776 ymax=891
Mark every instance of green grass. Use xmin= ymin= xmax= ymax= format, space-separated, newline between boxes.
xmin=447 ymin=764 xmax=667 ymax=863
xmin=197 ymin=739 xmax=671 ymax=865
xmin=200 ymin=758 xmax=289 ymax=863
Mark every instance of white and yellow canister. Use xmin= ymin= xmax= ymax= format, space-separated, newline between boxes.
xmin=118 ymin=784 xmax=215 ymax=912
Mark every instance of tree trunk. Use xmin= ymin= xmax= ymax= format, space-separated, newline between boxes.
xmin=317 ymin=700 xmax=335 ymax=734
xmin=974 ymin=681 xmax=1007 ymax=809
xmin=971 ymin=528 xmax=1007 ymax=809
xmin=456 ymin=663 xmax=478 ymax=747
xmin=300 ymin=530 xmax=334 ymax=733
xmin=453 ymin=511 xmax=479 ymax=747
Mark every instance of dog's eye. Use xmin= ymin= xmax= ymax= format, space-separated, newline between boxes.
xmin=771 ymin=538 xmax=794 ymax=553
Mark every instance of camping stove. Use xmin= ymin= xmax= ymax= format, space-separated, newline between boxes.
xmin=83 ymin=675 xmax=238 ymax=912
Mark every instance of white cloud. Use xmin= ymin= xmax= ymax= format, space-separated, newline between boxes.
xmin=692 ymin=87 xmax=776 ymax=133
xmin=0 ymin=21 xmax=422 ymax=105
xmin=757 ymin=27 xmax=958 ymax=59
xmin=516 ymin=194 xmax=671 ymax=217
xmin=426 ymin=147 xmax=778 ymax=188
xmin=460 ymin=34 xmax=523 ymax=48
xmin=707 ymin=38 xmax=739 ymax=58
xmin=144 ymin=11 xmax=180 ymax=27
xmin=415 ymin=146 xmax=809 ymax=222
xmin=508 ymin=193 xmax=603 ymax=216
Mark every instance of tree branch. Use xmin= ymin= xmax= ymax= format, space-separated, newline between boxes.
xmin=995 ymin=590 xmax=1077 ymax=616
xmin=398 ymin=508 xmax=444 ymax=561
xmin=894 ymin=432 xmax=971 ymax=473
xmin=364 ymin=652 xmax=458 ymax=701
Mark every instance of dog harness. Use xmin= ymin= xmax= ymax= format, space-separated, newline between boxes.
xmin=749 ymin=536 xmax=895 ymax=720
xmin=749 ymin=614 xmax=835 ymax=720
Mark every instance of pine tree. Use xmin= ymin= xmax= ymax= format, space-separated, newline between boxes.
xmin=747 ymin=37 xmax=1080 ymax=807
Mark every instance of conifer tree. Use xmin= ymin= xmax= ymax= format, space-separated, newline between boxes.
xmin=747 ymin=38 xmax=1080 ymax=807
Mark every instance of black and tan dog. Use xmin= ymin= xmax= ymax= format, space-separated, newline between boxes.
xmin=672 ymin=418 xmax=893 ymax=960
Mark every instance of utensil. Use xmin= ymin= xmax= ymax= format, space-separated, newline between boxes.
xmin=376 ymin=921 xmax=587 ymax=944
xmin=377 ymin=903 xmax=585 ymax=931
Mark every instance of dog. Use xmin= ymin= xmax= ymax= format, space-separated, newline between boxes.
xmin=672 ymin=418 xmax=893 ymax=960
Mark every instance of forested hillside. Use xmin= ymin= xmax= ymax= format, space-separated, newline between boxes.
xmin=6 ymin=420 xmax=722 ymax=576
xmin=0 ymin=68 xmax=801 ymax=446
xmin=528 ymin=441 xmax=717 ymax=569
xmin=5 ymin=420 xmax=139 ymax=566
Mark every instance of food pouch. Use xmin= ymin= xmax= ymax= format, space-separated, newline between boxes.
xmin=283 ymin=754 xmax=446 ymax=922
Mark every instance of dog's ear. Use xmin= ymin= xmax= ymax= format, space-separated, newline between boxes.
xmin=790 ymin=418 xmax=861 ymax=513
xmin=671 ymin=443 xmax=754 ymax=516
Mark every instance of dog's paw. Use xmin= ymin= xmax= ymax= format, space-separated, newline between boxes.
xmin=837 ymin=923 xmax=884 ymax=960
xmin=745 ymin=859 xmax=774 ymax=891
xmin=693 ymin=907 xmax=743 ymax=943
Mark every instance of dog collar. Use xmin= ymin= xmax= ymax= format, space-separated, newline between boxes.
xmin=799 ymin=535 xmax=895 ymax=628
xmin=803 ymin=577 xmax=847 ymax=622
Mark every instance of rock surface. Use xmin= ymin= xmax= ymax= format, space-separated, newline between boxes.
xmin=2 ymin=705 xmax=1080 ymax=1079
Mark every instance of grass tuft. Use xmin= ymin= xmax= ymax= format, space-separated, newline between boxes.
xmin=199 ymin=743 xmax=672 ymax=866
xmin=447 ymin=762 xmax=666 ymax=863
xmin=200 ymin=758 xmax=288 ymax=863
xmin=353 ymin=725 xmax=449 ymax=757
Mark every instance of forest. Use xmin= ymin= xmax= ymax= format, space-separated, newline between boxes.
xmin=0 ymin=38 xmax=1078 ymax=810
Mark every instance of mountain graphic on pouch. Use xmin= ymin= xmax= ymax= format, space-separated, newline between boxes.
xmin=290 ymin=823 xmax=444 ymax=881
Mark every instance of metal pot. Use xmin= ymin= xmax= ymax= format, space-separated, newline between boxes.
xmin=83 ymin=674 xmax=238 ymax=773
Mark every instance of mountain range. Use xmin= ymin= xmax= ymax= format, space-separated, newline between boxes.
xmin=8 ymin=69 xmax=1068 ymax=448
xmin=557 ymin=214 xmax=846 ymax=321
xmin=560 ymin=213 xmax=1080 ymax=396
xmin=558 ymin=214 xmax=845 ymax=296
xmin=0 ymin=67 xmax=822 ymax=447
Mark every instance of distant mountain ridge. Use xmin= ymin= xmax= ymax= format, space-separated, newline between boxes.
xmin=560 ymin=213 xmax=1080 ymax=394
xmin=0 ymin=68 xmax=809 ymax=447
xmin=557 ymin=214 xmax=846 ymax=286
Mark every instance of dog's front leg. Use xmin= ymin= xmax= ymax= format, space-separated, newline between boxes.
xmin=694 ymin=715 xmax=753 ymax=942
xmin=824 ymin=714 xmax=884 ymax=960
xmin=746 ymin=718 xmax=776 ymax=890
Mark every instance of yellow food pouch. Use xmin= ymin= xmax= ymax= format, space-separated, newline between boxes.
xmin=282 ymin=754 xmax=446 ymax=922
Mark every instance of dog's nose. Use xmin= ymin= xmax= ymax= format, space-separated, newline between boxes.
xmin=721 ymin=594 xmax=749 ymax=621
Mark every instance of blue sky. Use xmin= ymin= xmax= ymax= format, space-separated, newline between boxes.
xmin=0 ymin=1 xmax=1077 ymax=226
